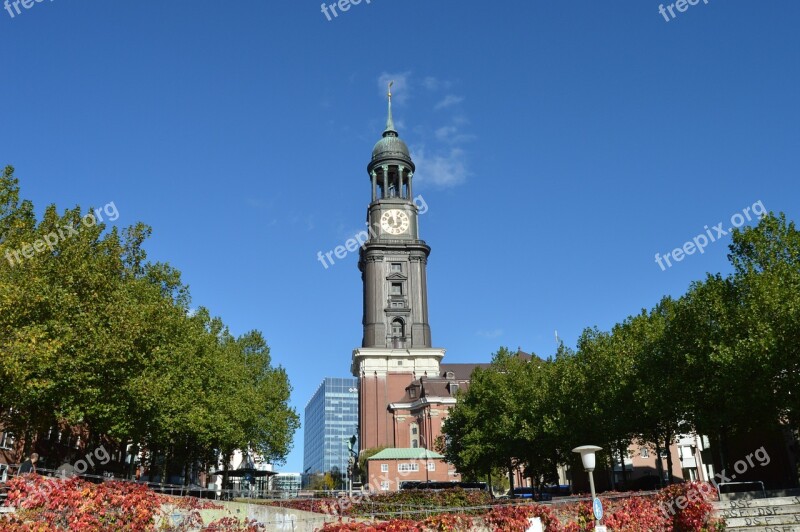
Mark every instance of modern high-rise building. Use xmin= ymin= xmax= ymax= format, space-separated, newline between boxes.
xmin=303 ymin=377 xmax=358 ymax=477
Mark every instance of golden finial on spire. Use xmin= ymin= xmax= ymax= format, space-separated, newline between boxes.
xmin=384 ymin=80 xmax=396 ymax=134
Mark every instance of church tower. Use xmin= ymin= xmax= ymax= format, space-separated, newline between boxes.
xmin=352 ymin=85 xmax=446 ymax=452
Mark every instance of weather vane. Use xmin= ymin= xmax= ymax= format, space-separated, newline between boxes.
xmin=388 ymin=80 xmax=394 ymax=100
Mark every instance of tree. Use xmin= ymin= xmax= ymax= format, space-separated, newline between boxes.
xmin=728 ymin=213 xmax=800 ymax=434
xmin=357 ymin=446 xmax=387 ymax=481
xmin=441 ymin=348 xmax=523 ymax=489
xmin=416 ymin=212 xmax=800 ymax=492
xmin=0 ymin=165 xmax=299 ymax=480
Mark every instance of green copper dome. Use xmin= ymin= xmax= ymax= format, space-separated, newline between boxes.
xmin=368 ymin=85 xmax=415 ymax=172
xmin=372 ymin=134 xmax=411 ymax=161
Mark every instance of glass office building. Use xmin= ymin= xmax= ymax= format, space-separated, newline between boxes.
xmin=303 ymin=377 xmax=358 ymax=478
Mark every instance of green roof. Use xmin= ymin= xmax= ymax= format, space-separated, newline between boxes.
xmin=368 ymin=448 xmax=444 ymax=461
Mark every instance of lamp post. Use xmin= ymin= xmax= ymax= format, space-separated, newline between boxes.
xmin=347 ymin=435 xmax=358 ymax=496
xmin=573 ymin=445 xmax=603 ymax=530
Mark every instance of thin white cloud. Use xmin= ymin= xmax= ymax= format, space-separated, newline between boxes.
xmin=370 ymin=73 xmax=471 ymax=189
xmin=435 ymin=95 xmax=464 ymax=110
xmin=435 ymin=126 xmax=458 ymax=140
xmin=377 ymin=72 xmax=411 ymax=104
xmin=290 ymin=214 xmax=316 ymax=231
xmin=435 ymin=125 xmax=476 ymax=144
xmin=245 ymin=197 xmax=267 ymax=208
xmin=422 ymin=76 xmax=453 ymax=91
xmin=411 ymin=146 xmax=468 ymax=188
xmin=477 ymin=329 xmax=504 ymax=339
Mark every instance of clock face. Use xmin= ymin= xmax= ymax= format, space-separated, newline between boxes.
xmin=380 ymin=209 xmax=410 ymax=235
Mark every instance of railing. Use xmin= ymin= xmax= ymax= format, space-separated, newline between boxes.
xmin=0 ymin=467 xmax=305 ymax=502
xmin=717 ymin=480 xmax=767 ymax=498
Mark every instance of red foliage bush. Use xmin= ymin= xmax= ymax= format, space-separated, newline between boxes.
xmin=602 ymin=495 xmax=670 ymax=531
xmin=2 ymin=477 xmax=720 ymax=532
xmin=166 ymin=495 xmax=224 ymax=511
xmin=3 ymin=474 xmax=163 ymax=531
xmin=280 ymin=487 xmax=491 ymax=518
xmin=656 ymin=481 xmax=722 ymax=531
xmin=1 ymin=475 xmax=234 ymax=531
xmin=321 ymin=483 xmax=719 ymax=531
xmin=320 ymin=519 xmax=427 ymax=531
xmin=205 ymin=516 xmax=266 ymax=531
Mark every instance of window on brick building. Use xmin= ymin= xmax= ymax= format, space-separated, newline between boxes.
xmin=0 ymin=432 xmax=15 ymax=450
xmin=410 ymin=423 xmax=419 ymax=448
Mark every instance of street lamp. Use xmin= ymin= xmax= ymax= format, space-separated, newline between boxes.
xmin=573 ymin=445 xmax=603 ymax=530
xmin=347 ymin=435 xmax=358 ymax=496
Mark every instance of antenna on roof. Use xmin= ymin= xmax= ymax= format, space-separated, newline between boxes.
xmin=555 ymin=330 xmax=560 ymax=345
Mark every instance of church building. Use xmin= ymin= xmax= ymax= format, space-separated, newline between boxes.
xmin=350 ymin=87 xmax=480 ymax=490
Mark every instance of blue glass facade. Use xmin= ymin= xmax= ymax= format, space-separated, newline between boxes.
xmin=303 ymin=377 xmax=359 ymax=476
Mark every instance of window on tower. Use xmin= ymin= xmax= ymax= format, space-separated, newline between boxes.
xmin=391 ymin=319 xmax=405 ymax=337
xmin=391 ymin=263 xmax=402 ymax=273
xmin=391 ymin=283 xmax=403 ymax=295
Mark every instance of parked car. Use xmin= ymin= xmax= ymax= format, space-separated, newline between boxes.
xmin=512 ymin=487 xmax=553 ymax=501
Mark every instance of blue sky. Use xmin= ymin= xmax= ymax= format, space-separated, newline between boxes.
xmin=1 ymin=1 xmax=798 ymax=473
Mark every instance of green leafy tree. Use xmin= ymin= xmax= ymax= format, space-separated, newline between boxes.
xmin=0 ymin=166 xmax=299 ymax=480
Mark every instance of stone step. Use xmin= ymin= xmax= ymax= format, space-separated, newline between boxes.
xmin=715 ymin=496 xmax=800 ymax=509
xmin=725 ymin=513 xmax=800 ymax=528
xmin=725 ymin=525 xmax=800 ymax=532
xmin=720 ymin=504 xmax=800 ymax=519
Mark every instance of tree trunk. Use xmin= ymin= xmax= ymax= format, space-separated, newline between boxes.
xmin=655 ymin=441 xmax=664 ymax=489
xmin=719 ymin=430 xmax=730 ymax=472
xmin=619 ymin=443 xmax=629 ymax=488
xmin=508 ymin=461 xmax=515 ymax=496
xmin=160 ymin=446 xmax=170 ymax=485
xmin=665 ymin=432 xmax=674 ymax=485
xmin=607 ymin=444 xmax=616 ymax=491
xmin=183 ymin=438 xmax=192 ymax=487
xmin=222 ymin=452 xmax=232 ymax=500
xmin=127 ymin=441 xmax=138 ymax=480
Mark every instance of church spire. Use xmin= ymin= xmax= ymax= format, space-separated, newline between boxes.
xmin=384 ymin=81 xmax=397 ymax=137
